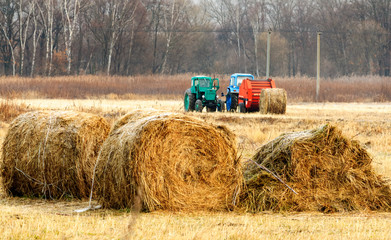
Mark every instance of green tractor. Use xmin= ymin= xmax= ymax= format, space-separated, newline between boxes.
xmin=184 ymin=76 xmax=225 ymax=112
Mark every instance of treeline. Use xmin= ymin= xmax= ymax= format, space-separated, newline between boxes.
xmin=0 ymin=0 xmax=390 ymax=77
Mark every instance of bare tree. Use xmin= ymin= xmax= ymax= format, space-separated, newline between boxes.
xmin=0 ymin=0 xmax=17 ymax=75
xmin=18 ymin=0 xmax=33 ymax=76
xmin=0 ymin=0 xmax=17 ymax=76
xmin=147 ymin=0 xmax=163 ymax=73
xmin=105 ymin=0 xmax=138 ymax=75
xmin=0 ymin=23 xmax=16 ymax=76
xmin=206 ymin=0 xmax=245 ymax=72
xmin=61 ymin=0 xmax=82 ymax=75
xmin=38 ymin=0 xmax=55 ymax=76
xmin=160 ymin=0 xmax=188 ymax=73
xmin=31 ymin=0 xmax=43 ymax=77
xmin=368 ymin=0 xmax=391 ymax=76
xmin=245 ymin=0 xmax=266 ymax=76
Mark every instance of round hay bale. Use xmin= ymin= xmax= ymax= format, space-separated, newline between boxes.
xmin=1 ymin=111 xmax=110 ymax=199
xmin=241 ymin=124 xmax=391 ymax=212
xmin=111 ymin=109 xmax=164 ymax=132
xmin=259 ymin=88 xmax=287 ymax=114
xmin=94 ymin=112 xmax=242 ymax=211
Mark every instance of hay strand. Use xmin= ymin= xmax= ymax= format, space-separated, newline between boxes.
xmin=241 ymin=124 xmax=391 ymax=212
xmin=94 ymin=111 xmax=242 ymax=211
xmin=1 ymin=111 xmax=110 ymax=199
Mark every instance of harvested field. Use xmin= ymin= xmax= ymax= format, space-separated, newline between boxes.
xmin=94 ymin=111 xmax=242 ymax=211
xmin=1 ymin=111 xmax=110 ymax=199
xmin=0 ymin=99 xmax=391 ymax=239
xmin=242 ymin=124 xmax=391 ymax=212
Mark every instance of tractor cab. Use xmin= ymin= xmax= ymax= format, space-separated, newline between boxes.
xmin=184 ymin=76 xmax=224 ymax=112
xmin=191 ymin=76 xmax=219 ymax=101
xmin=226 ymin=73 xmax=254 ymax=111
xmin=229 ymin=73 xmax=254 ymax=88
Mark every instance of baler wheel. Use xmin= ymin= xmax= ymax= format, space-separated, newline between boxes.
xmin=239 ymin=102 xmax=246 ymax=113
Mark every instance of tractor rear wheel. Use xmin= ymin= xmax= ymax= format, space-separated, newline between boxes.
xmin=195 ymin=99 xmax=203 ymax=112
xmin=230 ymin=94 xmax=238 ymax=112
xmin=184 ymin=90 xmax=195 ymax=112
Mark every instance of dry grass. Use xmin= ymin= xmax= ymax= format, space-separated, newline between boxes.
xmin=1 ymin=75 xmax=391 ymax=102
xmin=0 ymin=74 xmax=229 ymax=100
xmin=0 ymin=99 xmax=30 ymax=123
xmin=1 ymin=99 xmax=391 ymax=238
xmin=1 ymin=200 xmax=391 ymax=239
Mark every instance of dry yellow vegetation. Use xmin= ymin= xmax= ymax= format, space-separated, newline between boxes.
xmin=1 ymin=99 xmax=391 ymax=239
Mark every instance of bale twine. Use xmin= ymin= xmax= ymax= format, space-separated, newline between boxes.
xmin=1 ymin=111 xmax=110 ymax=199
xmin=259 ymin=88 xmax=287 ymax=114
xmin=94 ymin=111 xmax=242 ymax=211
xmin=241 ymin=124 xmax=391 ymax=212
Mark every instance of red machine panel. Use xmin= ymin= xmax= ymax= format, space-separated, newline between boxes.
xmin=238 ymin=78 xmax=275 ymax=112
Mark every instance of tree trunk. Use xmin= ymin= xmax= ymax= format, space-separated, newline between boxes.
xmin=107 ymin=31 xmax=116 ymax=75
xmin=77 ymin=20 xmax=83 ymax=75
xmin=161 ymin=0 xmax=178 ymax=74
xmin=126 ymin=21 xmax=135 ymax=75
xmin=236 ymin=2 xmax=241 ymax=71
xmin=31 ymin=2 xmax=42 ymax=77
xmin=1 ymin=26 xmax=16 ymax=76
xmin=62 ymin=0 xmax=80 ymax=75
xmin=106 ymin=4 xmax=117 ymax=76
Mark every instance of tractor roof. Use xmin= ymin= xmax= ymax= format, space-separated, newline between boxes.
xmin=192 ymin=76 xmax=211 ymax=80
xmin=231 ymin=73 xmax=254 ymax=78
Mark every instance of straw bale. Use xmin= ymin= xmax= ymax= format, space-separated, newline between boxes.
xmin=94 ymin=111 xmax=242 ymax=211
xmin=241 ymin=124 xmax=391 ymax=212
xmin=111 ymin=109 xmax=164 ymax=132
xmin=1 ymin=111 xmax=110 ymax=199
xmin=259 ymin=88 xmax=287 ymax=114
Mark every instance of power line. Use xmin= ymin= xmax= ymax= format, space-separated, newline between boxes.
xmin=131 ymin=28 xmax=391 ymax=36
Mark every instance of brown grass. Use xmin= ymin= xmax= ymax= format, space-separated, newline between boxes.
xmin=1 ymin=75 xmax=391 ymax=102
xmin=94 ymin=111 xmax=242 ymax=211
xmin=0 ymin=99 xmax=30 ymax=122
xmin=1 ymin=111 xmax=110 ymax=199
xmin=241 ymin=124 xmax=391 ymax=213
xmin=0 ymin=74 xmax=229 ymax=100
xmin=276 ymin=75 xmax=391 ymax=102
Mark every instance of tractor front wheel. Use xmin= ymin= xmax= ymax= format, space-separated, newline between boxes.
xmin=217 ymin=99 xmax=225 ymax=112
xmin=195 ymin=99 xmax=203 ymax=112
xmin=184 ymin=91 xmax=196 ymax=112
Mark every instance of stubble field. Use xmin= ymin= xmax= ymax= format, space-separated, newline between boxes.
xmin=1 ymin=97 xmax=391 ymax=239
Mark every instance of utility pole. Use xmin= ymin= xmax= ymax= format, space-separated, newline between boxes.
xmin=266 ymin=29 xmax=271 ymax=79
xmin=316 ymin=32 xmax=321 ymax=102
